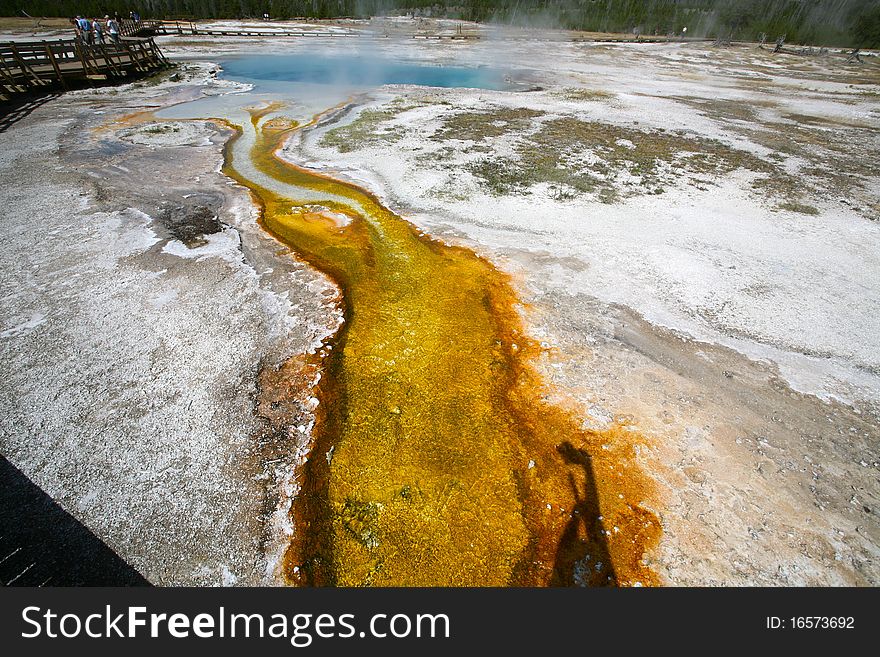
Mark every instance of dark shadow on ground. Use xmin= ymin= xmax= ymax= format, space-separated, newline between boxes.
xmin=550 ymin=442 xmax=617 ymax=586
xmin=0 ymin=455 xmax=150 ymax=586
xmin=0 ymin=93 xmax=61 ymax=134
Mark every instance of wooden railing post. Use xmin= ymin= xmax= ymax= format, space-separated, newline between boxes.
xmin=98 ymin=42 xmax=121 ymax=77
xmin=122 ymin=41 xmax=145 ymax=72
xmin=83 ymin=43 xmax=99 ymax=76
xmin=42 ymin=41 xmax=68 ymax=89
xmin=148 ymin=38 xmax=168 ymax=66
xmin=73 ymin=40 xmax=90 ymax=76
xmin=134 ymin=40 xmax=148 ymax=69
xmin=111 ymin=41 xmax=128 ymax=73
xmin=9 ymin=42 xmax=45 ymax=85
xmin=0 ymin=47 xmax=25 ymax=92
xmin=146 ymin=40 xmax=157 ymax=67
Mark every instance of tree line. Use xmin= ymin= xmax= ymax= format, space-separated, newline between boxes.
xmin=2 ymin=0 xmax=878 ymax=47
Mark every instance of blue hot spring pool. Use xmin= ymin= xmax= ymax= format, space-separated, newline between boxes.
xmin=220 ymin=53 xmax=512 ymax=91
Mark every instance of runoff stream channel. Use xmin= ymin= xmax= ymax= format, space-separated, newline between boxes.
xmin=158 ymin=53 xmax=661 ymax=586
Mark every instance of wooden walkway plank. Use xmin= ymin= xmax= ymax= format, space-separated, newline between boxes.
xmin=72 ymin=40 xmax=91 ymax=76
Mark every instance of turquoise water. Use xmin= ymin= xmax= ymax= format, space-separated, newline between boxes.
xmin=221 ymin=54 xmax=511 ymax=90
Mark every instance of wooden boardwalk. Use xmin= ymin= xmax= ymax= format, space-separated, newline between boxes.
xmin=153 ymin=20 xmax=477 ymax=39
xmin=151 ymin=19 xmax=703 ymax=43
xmin=0 ymin=34 xmax=169 ymax=104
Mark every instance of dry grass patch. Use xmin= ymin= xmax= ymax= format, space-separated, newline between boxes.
xmin=431 ymin=107 xmax=545 ymax=142
xmin=467 ymin=117 xmax=795 ymax=204
xmin=552 ymin=87 xmax=616 ymax=102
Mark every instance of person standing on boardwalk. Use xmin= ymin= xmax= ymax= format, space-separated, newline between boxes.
xmin=106 ymin=16 xmax=120 ymax=43
xmin=75 ymin=15 xmax=91 ymax=43
xmin=92 ymin=18 xmax=105 ymax=44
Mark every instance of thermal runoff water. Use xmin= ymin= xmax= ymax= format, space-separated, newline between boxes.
xmin=160 ymin=54 xmax=661 ymax=586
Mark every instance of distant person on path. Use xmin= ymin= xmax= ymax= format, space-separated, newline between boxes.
xmin=106 ymin=16 xmax=120 ymax=43
xmin=75 ymin=15 xmax=91 ymax=43
xmin=92 ymin=18 xmax=104 ymax=44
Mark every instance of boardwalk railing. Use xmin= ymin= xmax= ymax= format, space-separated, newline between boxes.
xmin=0 ymin=37 xmax=169 ymax=102
xmin=120 ymin=19 xmax=164 ymax=38
xmin=152 ymin=20 xmax=363 ymax=38
xmin=147 ymin=20 xmax=713 ymax=42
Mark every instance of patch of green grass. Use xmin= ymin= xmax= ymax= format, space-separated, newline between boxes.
xmin=321 ymin=96 xmax=854 ymax=213
xmin=776 ymin=201 xmax=820 ymax=215
xmin=742 ymin=121 xmax=879 ymax=220
xmin=551 ymin=87 xmax=615 ymax=102
xmin=674 ymin=96 xmax=764 ymax=124
xmin=780 ymin=112 xmax=868 ymax=129
xmin=321 ymin=108 xmax=405 ymax=153
xmin=466 ymin=117 xmax=786 ymax=203
xmin=320 ymin=97 xmax=439 ymax=153
xmin=431 ymin=107 xmax=545 ymax=142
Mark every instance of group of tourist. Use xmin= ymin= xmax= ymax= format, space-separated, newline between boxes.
xmin=72 ymin=12 xmax=140 ymax=45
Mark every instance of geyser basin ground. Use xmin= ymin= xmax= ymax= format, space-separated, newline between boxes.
xmin=1 ymin=19 xmax=878 ymax=586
